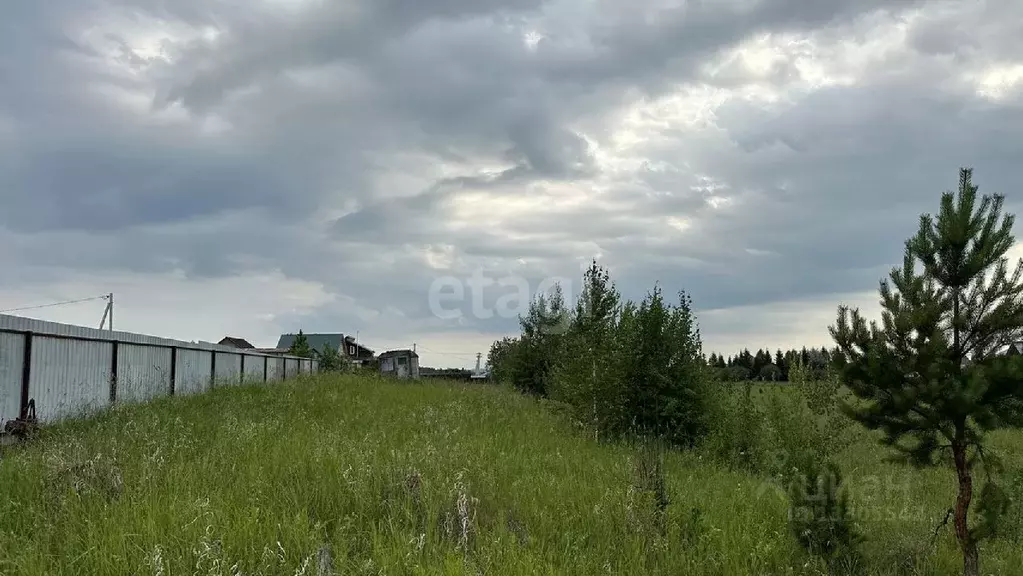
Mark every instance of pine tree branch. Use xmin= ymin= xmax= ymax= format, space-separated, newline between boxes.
xmin=931 ymin=507 xmax=955 ymax=546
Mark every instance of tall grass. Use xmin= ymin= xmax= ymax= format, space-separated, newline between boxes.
xmin=0 ymin=374 xmax=1021 ymax=575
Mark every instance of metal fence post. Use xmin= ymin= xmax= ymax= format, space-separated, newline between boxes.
xmin=19 ymin=332 xmax=33 ymax=417
xmin=109 ymin=340 xmax=119 ymax=403
xmin=169 ymin=347 xmax=177 ymax=396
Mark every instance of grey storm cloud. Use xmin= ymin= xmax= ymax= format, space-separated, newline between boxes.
xmin=2 ymin=0 xmax=1022 ymax=350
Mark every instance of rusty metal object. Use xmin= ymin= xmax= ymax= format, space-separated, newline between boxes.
xmin=2 ymin=399 xmax=39 ymax=442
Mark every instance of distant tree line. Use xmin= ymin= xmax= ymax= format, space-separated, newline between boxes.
xmin=491 ymin=338 xmax=844 ymax=387
xmin=705 ymin=346 xmax=841 ymax=382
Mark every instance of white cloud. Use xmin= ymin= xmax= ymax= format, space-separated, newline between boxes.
xmin=3 ymin=0 xmax=1022 ymax=368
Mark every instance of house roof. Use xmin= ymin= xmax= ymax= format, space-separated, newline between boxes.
xmin=275 ymin=333 xmax=375 ymax=355
xmin=276 ymin=333 xmax=345 ymax=352
xmin=379 ymin=349 xmax=419 ymax=359
xmin=344 ymin=335 xmax=375 ymax=355
xmin=218 ymin=336 xmax=255 ymax=349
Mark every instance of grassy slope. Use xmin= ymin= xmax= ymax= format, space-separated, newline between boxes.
xmin=0 ymin=374 xmax=1020 ymax=575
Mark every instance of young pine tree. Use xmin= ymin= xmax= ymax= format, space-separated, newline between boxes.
xmin=288 ymin=330 xmax=312 ymax=358
xmin=830 ymin=168 xmax=1023 ymax=576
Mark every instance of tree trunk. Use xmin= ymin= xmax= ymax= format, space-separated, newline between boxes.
xmin=953 ymin=441 xmax=979 ymax=576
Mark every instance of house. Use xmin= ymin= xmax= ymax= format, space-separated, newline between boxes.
xmin=343 ymin=335 xmax=375 ymax=365
xmin=218 ymin=336 xmax=255 ymax=349
xmin=275 ymin=333 xmax=375 ymax=363
xmin=378 ymin=349 xmax=420 ymax=379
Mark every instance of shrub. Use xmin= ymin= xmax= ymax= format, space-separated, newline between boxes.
xmin=628 ymin=440 xmax=670 ymax=536
xmin=701 ymin=383 xmax=768 ymax=474
xmin=787 ymin=461 xmax=861 ymax=572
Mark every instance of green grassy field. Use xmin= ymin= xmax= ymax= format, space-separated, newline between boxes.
xmin=0 ymin=374 xmax=1021 ymax=575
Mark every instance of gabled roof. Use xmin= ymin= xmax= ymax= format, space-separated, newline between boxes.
xmin=276 ymin=333 xmax=344 ymax=352
xmin=379 ymin=349 xmax=419 ymax=359
xmin=344 ymin=335 xmax=375 ymax=355
xmin=218 ymin=336 xmax=255 ymax=349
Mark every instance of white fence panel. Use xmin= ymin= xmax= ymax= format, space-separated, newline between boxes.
xmin=0 ymin=332 xmax=25 ymax=425
xmin=214 ymin=352 xmax=242 ymax=385
xmin=176 ymin=349 xmax=212 ymax=396
xmin=242 ymin=355 xmax=264 ymax=383
xmin=285 ymin=358 xmax=299 ymax=378
xmin=117 ymin=344 xmax=173 ymax=404
xmin=30 ymin=336 xmax=113 ymax=423
xmin=266 ymin=357 xmax=284 ymax=382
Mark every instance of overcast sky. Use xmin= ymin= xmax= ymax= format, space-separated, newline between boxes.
xmin=2 ymin=0 xmax=1022 ymax=369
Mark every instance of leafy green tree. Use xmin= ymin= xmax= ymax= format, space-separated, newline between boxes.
xmin=487 ymin=336 xmax=519 ymax=384
xmin=288 ymin=330 xmax=312 ymax=358
xmin=622 ymin=286 xmax=708 ymax=446
xmin=551 ymin=260 xmax=625 ymax=438
xmin=511 ymin=284 xmax=570 ymax=396
xmin=317 ymin=342 xmax=346 ymax=371
xmin=724 ymin=365 xmax=751 ymax=382
xmin=758 ymin=363 xmax=782 ymax=382
xmin=830 ymin=168 xmax=1023 ymax=576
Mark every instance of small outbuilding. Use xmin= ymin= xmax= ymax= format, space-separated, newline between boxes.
xmin=218 ymin=336 xmax=255 ymax=349
xmin=378 ymin=349 xmax=420 ymax=379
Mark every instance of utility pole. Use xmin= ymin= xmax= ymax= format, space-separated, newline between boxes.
xmin=98 ymin=293 xmax=114 ymax=331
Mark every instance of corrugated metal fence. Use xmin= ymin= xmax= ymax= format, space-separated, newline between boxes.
xmin=0 ymin=314 xmax=318 ymax=426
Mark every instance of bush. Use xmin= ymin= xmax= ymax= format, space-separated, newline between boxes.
xmin=700 ymin=372 xmax=864 ymax=570
xmin=628 ymin=440 xmax=670 ymax=536
xmin=701 ymin=383 xmax=768 ymax=474
xmin=787 ymin=461 xmax=861 ymax=571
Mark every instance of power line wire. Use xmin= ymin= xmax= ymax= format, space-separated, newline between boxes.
xmin=0 ymin=294 xmax=109 ymax=314
xmin=416 ymin=345 xmax=474 ymax=356
xmin=415 ymin=345 xmax=478 ymax=360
